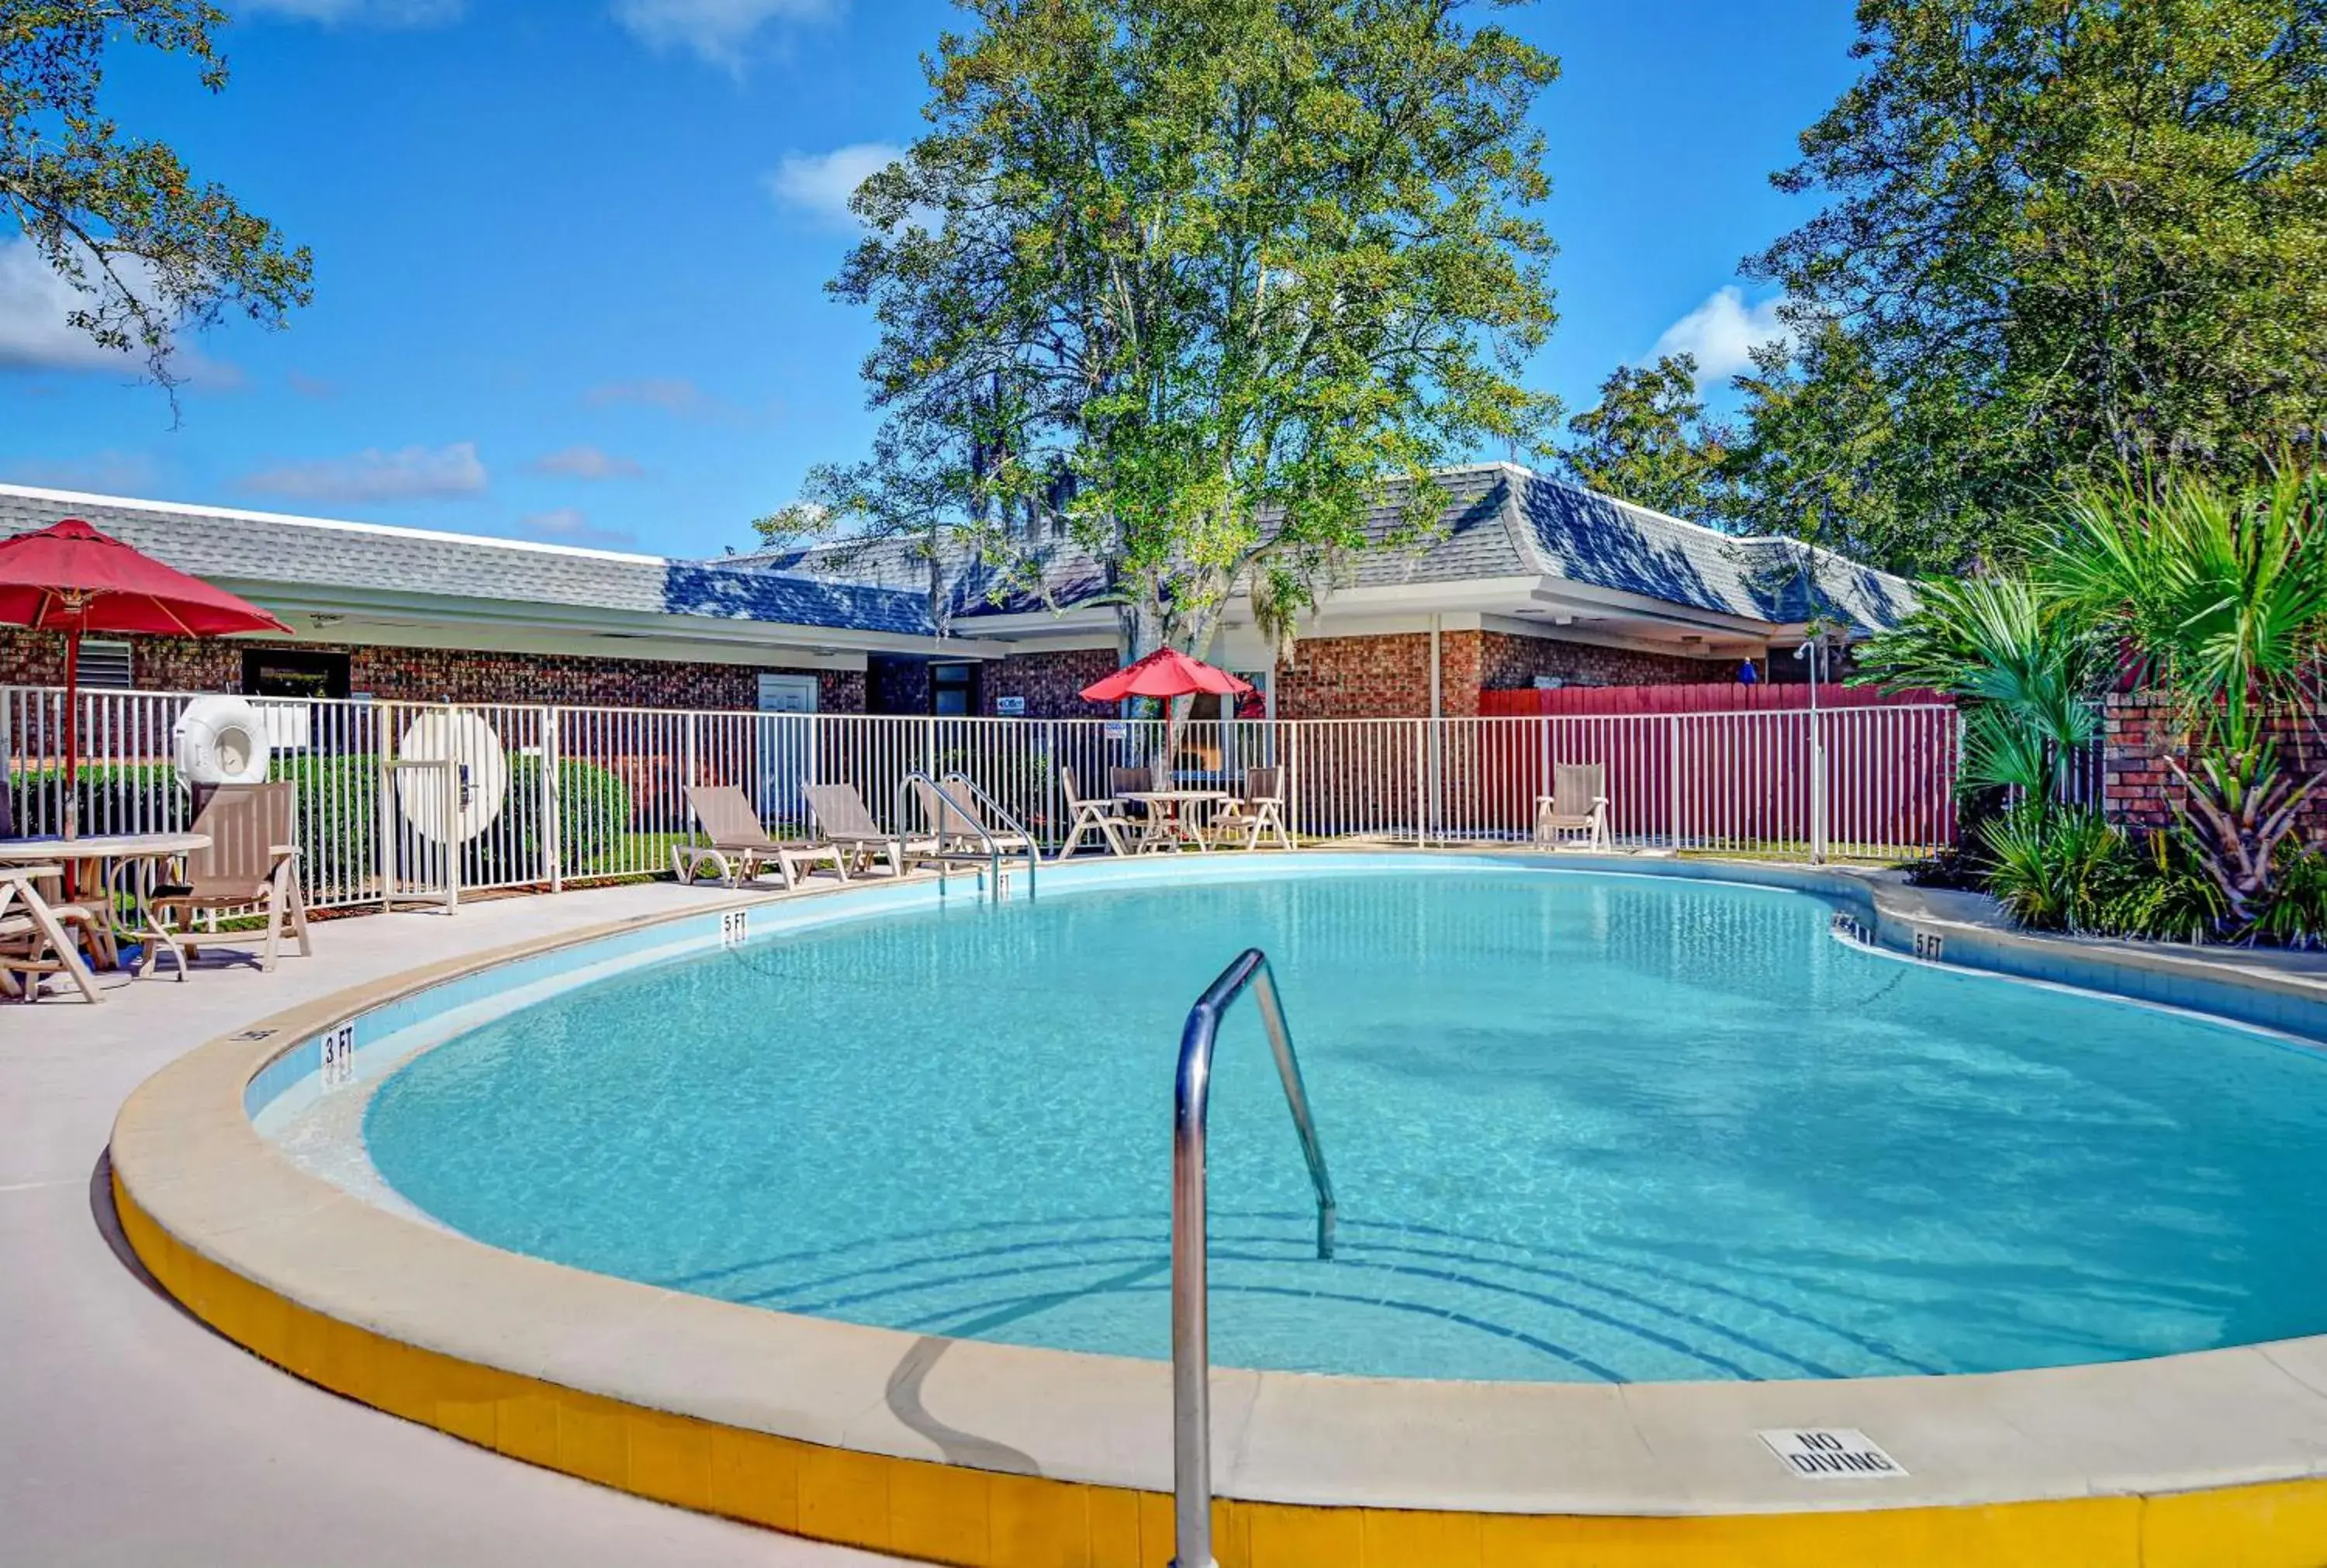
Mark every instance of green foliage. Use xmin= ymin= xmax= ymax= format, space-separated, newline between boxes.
xmin=1558 ymin=354 xmax=1727 ymax=521
xmin=3 ymin=2 xmax=313 ymax=404
xmin=1863 ymin=466 xmax=2327 ymax=943
xmin=1982 ymin=804 xmax=2128 ymax=933
xmin=1738 ymin=0 xmax=2327 ymax=568
xmin=6 ymin=754 xmax=635 ymax=893
xmin=2044 ymin=468 xmax=2327 ymax=928
xmin=1855 ymin=573 xmax=2101 ymax=797
xmin=814 ymin=0 xmax=1562 ymax=660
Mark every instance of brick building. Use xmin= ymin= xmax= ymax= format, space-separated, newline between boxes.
xmin=0 ymin=464 xmax=1914 ymax=718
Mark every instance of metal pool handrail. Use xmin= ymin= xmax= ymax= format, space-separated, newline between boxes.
xmin=939 ymin=770 xmax=1040 ymax=899
xmin=892 ymin=771 xmax=1035 ymax=903
xmin=1172 ymin=947 xmax=1336 ymax=1568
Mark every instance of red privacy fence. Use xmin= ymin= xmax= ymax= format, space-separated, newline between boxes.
xmin=1479 ymin=682 xmax=1952 ymax=716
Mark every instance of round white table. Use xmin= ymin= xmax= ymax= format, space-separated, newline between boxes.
xmin=0 ymin=832 xmax=213 ymax=978
xmin=1119 ymin=789 xmax=1233 ymax=852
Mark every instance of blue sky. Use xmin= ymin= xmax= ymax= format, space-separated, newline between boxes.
xmin=0 ymin=0 xmax=1858 ymax=559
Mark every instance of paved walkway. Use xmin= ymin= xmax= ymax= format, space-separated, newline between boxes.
xmin=1 ymin=882 xmax=900 ymax=1568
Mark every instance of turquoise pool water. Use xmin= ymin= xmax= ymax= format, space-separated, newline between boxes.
xmin=362 ymin=865 xmax=2327 ymax=1383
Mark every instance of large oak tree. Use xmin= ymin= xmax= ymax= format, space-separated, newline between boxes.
xmin=4 ymin=2 xmax=312 ymax=403
xmin=797 ymin=0 xmax=1561 ymax=662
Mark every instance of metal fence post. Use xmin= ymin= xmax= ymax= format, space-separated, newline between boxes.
xmin=1809 ymin=709 xmax=1828 ymax=864
xmin=541 ymin=706 xmax=562 ymax=894
xmin=1412 ymin=721 xmax=1427 ymax=848
xmin=1668 ymin=713 xmax=1683 ymax=851
xmin=377 ymin=706 xmax=397 ymax=913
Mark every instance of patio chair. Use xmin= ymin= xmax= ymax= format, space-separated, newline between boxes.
xmin=673 ymin=785 xmax=846 ymax=891
xmin=1056 ymin=767 xmax=1132 ymax=859
xmin=147 ymin=782 xmax=312 ymax=974
xmin=1533 ymin=763 xmax=1611 ymax=851
xmin=1211 ymin=765 xmax=1294 ymax=851
xmin=801 ymin=782 xmax=939 ymax=876
xmin=0 ymin=866 xmax=105 ymax=1003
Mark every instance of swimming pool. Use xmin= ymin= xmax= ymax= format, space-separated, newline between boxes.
xmin=347 ymin=861 xmax=2327 ymax=1385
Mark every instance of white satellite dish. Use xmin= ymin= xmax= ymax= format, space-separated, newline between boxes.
xmin=395 ymin=710 xmax=509 ymax=844
xmin=174 ymin=696 xmax=271 ymax=786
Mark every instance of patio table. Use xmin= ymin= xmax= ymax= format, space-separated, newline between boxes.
xmin=1119 ymin=789 xmax=1233 ymax=853
xmin=0 ymin=832 xmax=213 ymax=979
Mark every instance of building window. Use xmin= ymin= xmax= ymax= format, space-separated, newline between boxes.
xmin=75 ymin=639 xmax=134 ymax=690
xmin=242 ymin=648 xmax=351 ymax=699
xmin=931 ymin=662 xmax=977 ymax=717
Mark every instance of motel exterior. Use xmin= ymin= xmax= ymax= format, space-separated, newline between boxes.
xmin=0 ymin=464 xmax=1913 ymax=721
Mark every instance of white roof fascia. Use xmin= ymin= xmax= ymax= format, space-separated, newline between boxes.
xmin=1527 ymin=579 xmax=1776 ymax=637
xmin=223 ymin=582 xmax=1013 ymax=659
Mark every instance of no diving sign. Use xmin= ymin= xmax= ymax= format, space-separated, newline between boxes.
xmin=1758 ymin=1428 xmax=1907 ymax=1480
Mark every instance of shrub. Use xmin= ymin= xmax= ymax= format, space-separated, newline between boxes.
xmin=1981 ymin=803 xmax=2132 ymax=932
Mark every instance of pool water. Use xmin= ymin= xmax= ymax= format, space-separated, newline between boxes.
xmin=362 ymin=866 xmax=2327 ymax=1383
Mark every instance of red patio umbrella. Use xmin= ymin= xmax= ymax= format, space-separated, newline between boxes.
xmin=1078 ymin=647 xmax=1254 ymax=703
xmin=1081 ymin=648 xmax=1255 ymax=792
xmin=0 ymin=518 xmax=292 ymax=838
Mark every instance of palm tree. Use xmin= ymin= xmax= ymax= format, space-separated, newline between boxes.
xmin=1855 ymin=574 xmax=2103 ymax=803
xmin=2045 ymin=468 xmax=2327 ymax=931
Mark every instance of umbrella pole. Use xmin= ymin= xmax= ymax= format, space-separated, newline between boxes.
xmin=61 ymin=623 xmax=81 ymax=843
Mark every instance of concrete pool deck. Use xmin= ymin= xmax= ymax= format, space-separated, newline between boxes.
xmin=2 ymin=879 xmax=901 ymax=1568
xmin=29 ymin=852 xmax=2327 ymax=1566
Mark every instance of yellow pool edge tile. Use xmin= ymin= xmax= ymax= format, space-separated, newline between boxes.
xmin=112 ymin=1169 xmax=2327 ymax=1568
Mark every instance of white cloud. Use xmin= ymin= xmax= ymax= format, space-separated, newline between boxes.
xmin=530 ymin=444 xmax=645 ymax=480
xmin=517 ymin=508 xmax=640 ymax=549
xmin=5 ymin=451 xmax=160 ymax=493
xmin=0 ymin=239 xmax=238 ymax=386
xmin=612 ymin=0 xmax=833 ymax=66
xmin=235 ymin=0 xmax=463 ymax=24
xmin=240 ymin=443 xmax=488 ymax=504
xmin=768 ymin=143 xmax=904 ymax=228
xmin=583 ymin=378 xmax=730 ymax=420
xmin=1649 ymin=287 xmax=1796 ymax=385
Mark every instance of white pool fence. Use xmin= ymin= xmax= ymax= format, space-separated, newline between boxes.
xmin=2 ymin=686 xmax=1961 ymax=910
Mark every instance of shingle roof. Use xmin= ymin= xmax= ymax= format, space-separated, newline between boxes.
xmin=1505 ymin=472 xmax=1917 ymax=630
xmin=751 ymin=465 xmax=1917 ymax=633
xmin=0 ymin=487 xmax=934 ymax=637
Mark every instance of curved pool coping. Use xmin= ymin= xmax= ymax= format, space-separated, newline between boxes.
xmin=110 ymin=851 xmax=2327 ymax=1566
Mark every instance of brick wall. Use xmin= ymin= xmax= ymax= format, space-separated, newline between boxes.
xmin=2101 ymin=689 xmax=2327 ymax=838
xmin=0 ymin=627 xmax=864 ymax=713
xmin=1476 ymin=631 xmax=1723 ymax=692
xmin=1271 ymin=629 xmax=1719 ymax=719
xmin=981 ymin=647 xmax=1125 ymax=718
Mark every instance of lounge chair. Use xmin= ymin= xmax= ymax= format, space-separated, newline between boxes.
xmin=1056 ymin=767 xmax=1132 ymax=859
xmin=801 ymin=782 xmax=938 ymax=876
xmin=1533 ymin=763 xmax=1611 ymax=851
xmin=909 ymin=775 xmax=1034 ymax=856
xmin=0 ymin=865 xmax=105 ymax=1003
xmin=673 ymin=784 xmax=847 ymax=890
xmin=147 ymin=782 xmax=312 ymax=974
xmin=1211 ymin=765 xmax=1293 ymax=851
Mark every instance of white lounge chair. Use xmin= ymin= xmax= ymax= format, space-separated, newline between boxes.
xmin=1533 ymin=763 xmax=1610 ymax=851
xmin=909 ymin=775 xmax=1035 ymax=856
xmin=673 ymin=785 xmax=847 ymax=890
xmin=801 ymin=782 xmax=940 ymax=876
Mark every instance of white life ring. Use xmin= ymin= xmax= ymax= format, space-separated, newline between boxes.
xmin=395 ymin=710 xmax=510 ymax=844
xmin=173 ymin=696 xmax=271 ymax=786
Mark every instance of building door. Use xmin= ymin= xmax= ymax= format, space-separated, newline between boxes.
xmin=757 ymin=674 xmax=818 ymax=714
xmin=755 ymin=674 xmax=819 ymax=824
